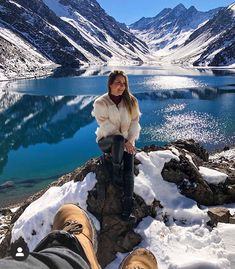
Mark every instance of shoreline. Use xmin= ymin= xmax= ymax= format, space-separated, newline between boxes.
xmin=1 ymin=144 xmax=234 ymax=210
xmin=1 ymin=63 xmax=235 ymax=82
xmin=0 ymin=194 xmax=31 ymax=210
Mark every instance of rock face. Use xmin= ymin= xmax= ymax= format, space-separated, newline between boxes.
xmin=0 ymin=0 xmax=149 ymax=79
xmin=0 ymin=139 xmax=235 ymax=267
xmin=189 ymin=4 xmax=235 ymax=66
xmin=162 ymin=140 xmax=235 ymax=206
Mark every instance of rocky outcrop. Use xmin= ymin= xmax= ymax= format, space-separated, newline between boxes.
xmin=161 ymin=140 xmax=235 ymax=205
xmin=0 ymin=156 xmax=158 ymax=267
xmin=0 ymin=139 xmax=235 ymax=267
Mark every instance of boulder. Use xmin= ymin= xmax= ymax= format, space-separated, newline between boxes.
xmin=161 ymin=140 xmax=235 ymax=206
xmin=0 ymin=181 xmax=15 ymax=190
xmin=207 ymin=208 xmax=231 ymax=226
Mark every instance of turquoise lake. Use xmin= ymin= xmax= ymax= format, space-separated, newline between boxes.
xmin=0 ymin=66 xmax=234 ymax=206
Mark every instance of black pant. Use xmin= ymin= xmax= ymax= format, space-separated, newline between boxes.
xmin=98 ymin=135 xmax=134 ymax=197
xmin=0 ymin=231 xmax=90 ymax=269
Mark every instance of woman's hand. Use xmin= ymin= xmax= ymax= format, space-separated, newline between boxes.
xmin=125 ymin=140 xmax=136 ymax=155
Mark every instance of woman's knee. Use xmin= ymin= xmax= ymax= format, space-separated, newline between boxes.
xmin=112 ymin=135 xmax=125 ymax=144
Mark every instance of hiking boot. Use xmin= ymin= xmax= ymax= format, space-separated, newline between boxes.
xmin=52 ymin=204 xmax=100 ymax=269
xmin=119 ymin=248 xmax=158 ymax=269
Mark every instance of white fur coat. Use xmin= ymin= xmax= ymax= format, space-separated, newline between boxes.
xmin=92 ymin=93 xmax=141 ymax=144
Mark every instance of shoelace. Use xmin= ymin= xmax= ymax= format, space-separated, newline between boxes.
xmin=62 ymin=220 xmax=83 ymax=234
xmin=62 ymin=220 xmax=94 ymax=245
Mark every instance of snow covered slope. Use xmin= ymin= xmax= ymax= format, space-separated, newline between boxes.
xmin=0 ymin=21 xmax=55 ymax=80
xmin=10 ymin=147 xmax=235 ymax=268
xmin=130 ymin=4 xmax=220 ymax=56
xmin=130 ymin=3 xmax=235 ymax=66
xmin=0 ymin=0 xmax=149 ymax=80
xmin=185 ymin=3 xmax=235 ymax=66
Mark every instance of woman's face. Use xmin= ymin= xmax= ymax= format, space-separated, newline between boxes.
xmin=109 ymin=75 xmax=126 ymax=96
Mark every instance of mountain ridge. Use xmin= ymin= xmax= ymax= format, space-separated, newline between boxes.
xmin=0 ymin=1 xmax=234 ymax=80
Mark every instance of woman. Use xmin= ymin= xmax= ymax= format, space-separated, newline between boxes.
xmin=92 ymin=70 xmax=141 ymax=221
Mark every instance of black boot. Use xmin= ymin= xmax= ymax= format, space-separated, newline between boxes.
xmin=121 ymin=196 xmax=136 ymax=223
xmin=112 ymin=162 xmax=123 ymax=187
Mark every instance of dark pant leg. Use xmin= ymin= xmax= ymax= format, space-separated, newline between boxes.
xmin=98 ymin=135 xmax=125 ymax=186
xmin=98 ymin=135 xmax=125 ymax=164
xmin=0 ymin=231 xmax=90 ymax=269
xmin=123 ymin=152 xmax=134 ymax=197
xmin=0 ymin=249 xmax=89 ymax=269
xmin=122 ymin=152 xmax=135 ymax=218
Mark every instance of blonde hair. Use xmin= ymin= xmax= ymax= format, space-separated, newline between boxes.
xmin=107 ymin=70 xmax=138 ymax=116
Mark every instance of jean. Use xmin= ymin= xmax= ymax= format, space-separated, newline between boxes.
xmin=0 ymin=231 xmax=90 ymax=269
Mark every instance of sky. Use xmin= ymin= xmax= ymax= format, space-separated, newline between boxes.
xmin=96 ymin=0 xmax=235 ymax=24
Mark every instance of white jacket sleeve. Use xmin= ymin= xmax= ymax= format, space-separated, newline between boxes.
xmin=92 ymin=99 xmax=121 ymax=138
xmin=127 ymin=105 xmax=141 ymax=144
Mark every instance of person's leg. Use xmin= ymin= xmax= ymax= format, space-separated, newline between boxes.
xmin=122 ymin=152 xmax=135 ymax=221
xmin=98 ymin=135 xmax=125 ymax=186
xmin=0 ymin=204 xmax=98 ymax=269
xmin=119 ymin=248 xmax=158 ymax=269
xmin=52 ymin=204 xmax=100 ymax=269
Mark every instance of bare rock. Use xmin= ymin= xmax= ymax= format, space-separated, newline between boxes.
xmin=170 ymin=139 xmax=209 ymax=161
xmin=162 ymin=140 xmax=235 ymax=206
xmin=229 ymin=215 xmax=235 ymax=224
xmin=207 ymin=208 xmax=231 ymax=226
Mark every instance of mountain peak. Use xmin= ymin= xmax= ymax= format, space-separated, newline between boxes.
xmin=173 ymin=3 xmax=187 ymax=11
xmin=188 ymin=5 xmax=198 ymax=12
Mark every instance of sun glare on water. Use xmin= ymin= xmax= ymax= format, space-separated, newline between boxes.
xmin=143 ymin=76 xmax=205 ymax=90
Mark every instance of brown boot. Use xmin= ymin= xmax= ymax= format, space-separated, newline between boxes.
xmin=119 ymin=248 xmax=158 ymax=269
xmin=52 ymin=204 xmax=100 ymax=269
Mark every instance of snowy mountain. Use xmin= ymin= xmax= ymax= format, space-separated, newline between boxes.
xmin=130 ymin=3 xmax=235 ymax=66
xmin=0 ymin=0 xmax=149 ymax=80
xmin=130 ymin=4 xmax=221 ymax=54
xmin=0 ymin=1 xmax=234 ymax=79
xmin=0 ymin=21 xmax=55 ymax=81
xmin=184 ymin=3 xmax=235 ymax=66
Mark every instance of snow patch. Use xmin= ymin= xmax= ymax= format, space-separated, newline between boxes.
xmin=11 ymin=172 xmax=99 ymax=251
xmin=199 ymin=166 xmax=228 ymax=184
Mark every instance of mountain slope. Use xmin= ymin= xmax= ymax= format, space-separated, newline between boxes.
xmin=0 ymin=0 xmax=150 ymax=80
xmin=0 ymin=21 xmax=55 ymax=80
xmin=42 ymin=0 xmax=149 ymax=63
xmin=130 ymin=4 xmax=221 ymax=54
xmin=188 ymin=3 xmax=235 ymax=66
xmin=163 ymin=3 xmax=235 ymax=66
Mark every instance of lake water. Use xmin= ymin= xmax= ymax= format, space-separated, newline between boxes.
xmin=0 ymin=65 xmax=235 ymax=206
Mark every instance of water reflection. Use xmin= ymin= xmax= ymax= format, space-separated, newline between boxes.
xmin=0 ymin=92 xmax=96 ymax=174
xmin=49 ymin=65 xmax=235 ymax=78
xmin=0 ymin=82 xmax=234 ymax=203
